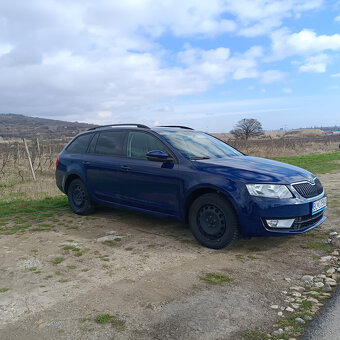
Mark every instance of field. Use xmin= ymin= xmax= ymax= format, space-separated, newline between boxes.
xmin=0 ymin=138 xmax=340 ymax=339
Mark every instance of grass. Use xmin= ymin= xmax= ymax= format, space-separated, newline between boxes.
xmin=243 ymin=329 xmax=268 ymax=340
xmin=273 ymin=151 xmax=340 ymax=174
xmin=63 ymin=245 xmax=75 ymax=251
xmin=277 ymin=312 xmax=309 ymax=335
xmin=235 ymin=254 xmax=245 ymax=260
xmin=0 ymin=196 xmax=68 ymax=218
xmin=200 ymin=272 xmax=234 ymax=286
xmin=1 ymin=223 xmax=32 ymax=235
xmin=0 ymin=288 xmax=9 ymax=293
xmin=94 ymin=314 xmax=126 ymax=330
xmin=58 ymin=279 xmax=69 ymax=283
xmin=104 ymin=240 xmax=121 ymax=247
xmin=301 ymin=242 xmax=333 ymax=253
xmin=301 ymin=300 xmax=313 ymax=312
xmin=53 ymin=257 xmax=65 ymax=265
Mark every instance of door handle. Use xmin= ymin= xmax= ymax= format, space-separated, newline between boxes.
xmin=121 ymin=165 xmax=131 ymax=171
xmin=82 ymin=161 xmax=91 ymax=165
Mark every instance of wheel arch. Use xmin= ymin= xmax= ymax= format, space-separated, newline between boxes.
xmin=64 ymin=173 xmax=84 ymax=194
xmin=184 ymin=186 xmax=241 ymax=228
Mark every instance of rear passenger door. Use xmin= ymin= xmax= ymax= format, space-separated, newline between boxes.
xmin=119 ymin=131 xmax=181 ymax=216
xmin=84 ymin=130 xmax=128 ymax=204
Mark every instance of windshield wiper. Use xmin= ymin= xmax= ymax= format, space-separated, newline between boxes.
xmin=190 ymin=156 xmax=211 ymax=160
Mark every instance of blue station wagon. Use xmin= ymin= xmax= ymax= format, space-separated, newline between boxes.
xmin=56 ymin=124 xmax=327 ymax=249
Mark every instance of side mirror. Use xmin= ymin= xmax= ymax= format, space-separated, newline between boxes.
xmin=147 ymin=150 xmax=173 ymax=163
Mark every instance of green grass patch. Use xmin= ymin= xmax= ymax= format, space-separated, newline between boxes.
xmin=0 ymin=196 xmax=68 ymax=218
xmin=94 ymin=314 xmax=125 ymax=330
xmin=104 ymin=240 xmax=121 ymax=247
xmin=200 ymin=272 xmax=234 ymax=285
xmin=301 ymin=300 xmax=313 ymax=312
xmin=273 ymin=151 xmax=340 ymax=174
xmin=301 ymin=242 xmax=333 ymax=253
xmin=58 ymin=279 xmax=69 ymax=283
xmin=63 ymin=245 xmax=75 ymax=251
xmin=0 ymin=287 xmax=9 ymax=293
xmin=243 ymin=329 xmax=269 ymax=340
xmin=1 ymin=223 xmax=32 ymax=235
xmin=53 ymin=257 xmax=65 ymax=265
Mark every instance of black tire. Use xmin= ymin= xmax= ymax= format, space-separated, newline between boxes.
xmin=67 ymin=178 xmax=95 ymax=215
xmin=188 ymin=193 xmax=239 ymax=249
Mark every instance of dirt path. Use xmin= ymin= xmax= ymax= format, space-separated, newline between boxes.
xmin=0 ymin=173 xmax=339 ymax=339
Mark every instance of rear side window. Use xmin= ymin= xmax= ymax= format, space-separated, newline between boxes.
xmin=88 ymin=133 xmax=99 ymax=154
xmin=95 ymin=131 xmax=126 ymax=156
xmin=66 ymin=133 xmax=93 ymax=154
xmin=127 ymin=131 xmax=168 ymax=159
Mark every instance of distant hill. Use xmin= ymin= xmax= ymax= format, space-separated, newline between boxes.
xmin=0 ymin=114 xmax=97 ymax=140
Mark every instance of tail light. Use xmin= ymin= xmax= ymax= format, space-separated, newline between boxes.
xmin=56 ymin=156 xmax=60 ymax=169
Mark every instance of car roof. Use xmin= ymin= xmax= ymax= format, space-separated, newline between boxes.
xmin=77 ymin=125 xmax=195 ymax=134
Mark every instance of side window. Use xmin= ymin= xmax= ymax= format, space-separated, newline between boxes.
xmin=127 ymin=132 xmax=168 ymax=159
xmin=95 ymin=131 xmax=126 ymax=156
xmin=88 ymin=133 xmax=99 ymax=154
xmin=66 ymin=133 xmax=93 ymax=154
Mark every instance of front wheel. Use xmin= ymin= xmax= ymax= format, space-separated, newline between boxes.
xmin=188 ymin=193 xmax=239 ymax=249
xmin=67 ymin=178 xmax=95 ymax=215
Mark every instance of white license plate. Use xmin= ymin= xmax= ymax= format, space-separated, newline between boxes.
xmin=312 ymin=197 xmax=327 ymax=215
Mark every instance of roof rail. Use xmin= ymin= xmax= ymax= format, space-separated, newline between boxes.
xmin=88 ymin=123 xmax=150 ymax=131
xmin=158 ymin=125 xmax=194 ymax=130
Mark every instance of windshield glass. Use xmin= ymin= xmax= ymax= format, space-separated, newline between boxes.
xmin=157 ymin=130 xmax=243 ymax=159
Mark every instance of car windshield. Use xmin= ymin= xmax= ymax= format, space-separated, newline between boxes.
xmin=157 ymin=130 xmax=243 ymax=160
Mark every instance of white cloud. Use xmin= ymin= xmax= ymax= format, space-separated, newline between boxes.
xmin=335 ymin=14 xmax=340 ymax=22
xmin=331 ymin=73 xmax=340 ymax=77
xmin=0 ymin=44 xmax=12 ymax=57
xmin=283 ymin=88 xmax=293 ymax=93
xmin=260 ymin=70 xmax=286 ymax=83
xmin=225 ymin=0 xmax=323 ymax=37
xmin=178 ymin=45 xmax=270 ymax=83
xmin=299 ymin=54 xmax=330 ymax=73
xmin=270 ymin=29 xmax=340 ymax=60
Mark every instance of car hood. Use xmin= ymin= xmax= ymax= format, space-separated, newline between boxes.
xmin=193 ymin=155 xmax=313 ymax=184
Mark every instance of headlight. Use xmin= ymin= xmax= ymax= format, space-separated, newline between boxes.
xmin=246 ymin=184 xmax=293 ymax=198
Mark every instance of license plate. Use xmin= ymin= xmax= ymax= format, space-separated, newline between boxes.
xmin=312 ymin=197 xmax=327 ymax=215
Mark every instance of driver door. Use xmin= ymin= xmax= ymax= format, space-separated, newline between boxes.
xmin=119 ymin=131 xmax=182 ymax=216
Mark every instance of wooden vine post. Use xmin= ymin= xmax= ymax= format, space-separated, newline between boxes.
xmin=36 ymin=138 xmax=43 ymax=172
xmin=23 ymin=138 xmax=36 ymax=181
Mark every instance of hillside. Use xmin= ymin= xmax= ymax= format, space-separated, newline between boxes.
xmin=0 ymin=114 xmax=97 ymax=140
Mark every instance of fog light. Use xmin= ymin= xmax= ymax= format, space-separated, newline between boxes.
xmin=266 ymin=219 xmax=295 ymax=229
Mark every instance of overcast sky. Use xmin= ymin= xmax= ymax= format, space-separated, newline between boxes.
xmin=0 ymin=0 xmax=339 ymax=131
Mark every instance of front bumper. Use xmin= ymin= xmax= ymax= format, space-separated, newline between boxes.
xmin=238 ymin=192 xmax=327 ymax=237
xmin=262 ymin=211 xmax=327 ymax=234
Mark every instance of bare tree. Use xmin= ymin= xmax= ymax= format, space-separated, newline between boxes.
xmin=230 ymin=118 xmax=264 ymax=140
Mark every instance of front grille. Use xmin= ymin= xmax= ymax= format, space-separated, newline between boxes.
xmin=291 ymin=211 xmax=324 ymax=230
xmin=292 ymin=178 xmax=323 ymax=198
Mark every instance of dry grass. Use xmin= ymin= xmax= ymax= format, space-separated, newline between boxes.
xmin=214 ymin=134 xmax=340 ymax=158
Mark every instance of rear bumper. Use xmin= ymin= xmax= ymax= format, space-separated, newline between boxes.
xmin=55 ymin=169 xmax=65 ymax=193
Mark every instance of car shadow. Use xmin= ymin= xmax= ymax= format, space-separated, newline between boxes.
xmin=91 ymin=205 xmax=296 ymax=252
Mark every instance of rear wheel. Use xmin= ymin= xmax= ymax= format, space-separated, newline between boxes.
xmin=189 ymin=193 xmax=239 ymax=249
xmin=67 ymin=178 xmax=95 ymax=215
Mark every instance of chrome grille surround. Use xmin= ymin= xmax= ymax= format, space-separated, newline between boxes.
xmin=291 ymin=177 xmax=323 ymax=199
